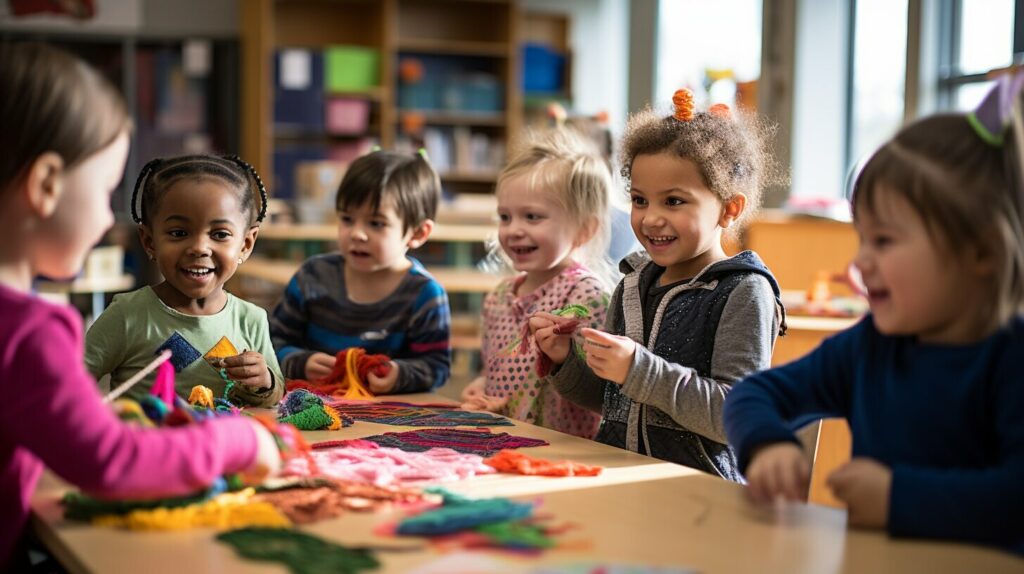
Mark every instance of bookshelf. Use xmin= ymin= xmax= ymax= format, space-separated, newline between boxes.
xmin=239 ymin=0 xmax=521 ymax=201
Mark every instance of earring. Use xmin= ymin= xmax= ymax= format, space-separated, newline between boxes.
xmin=237 ymin=257 xmax=244 ymax=265
xmin=148 ymin=254 xmax=155 ymax=261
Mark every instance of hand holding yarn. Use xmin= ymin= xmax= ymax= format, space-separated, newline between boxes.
xmin=304 ymin=352 xmax=335 ymax=380
xmin=218 ymin=351 xmax=272 ymax=390
xmin=580 ymin=328 xmax=636 ymax=385
xmin=366 ymin=361 xmax=399 ymax=394
xmin=528 ymin=312 xmax=574 ymax=366
xmin=241 ymin=419 xmax=284 ymax=486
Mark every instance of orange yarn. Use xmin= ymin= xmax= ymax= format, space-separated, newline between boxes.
xmin=285 ymin=348 xmax=390 ymax=400
xmin=672 ymin=88 xmax=695 ymax=122
xmin=708 ymin=103 xmax=731 ymax=118
xmin=483 ymin=449 xmax=602 ymax=477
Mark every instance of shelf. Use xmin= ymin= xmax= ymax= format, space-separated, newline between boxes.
xmin=35 ymin=273 xmax=135 ymax=295
xmin=258 ymin=222 xmax=493 ymax=243
xmin=398 ymin=38 xmax=509 ymax=57
xmin=396 ymin=110 xmax=506 ymax=126
xmin=439 ymin=171 xmax=498 ymax=184
xmin=328 ymin=87 xmax=386 ymax=101
xmin=239 ymin=257 xmax=502 ymax=294
xmin=274 ymin=129 xmax=378 ymax=141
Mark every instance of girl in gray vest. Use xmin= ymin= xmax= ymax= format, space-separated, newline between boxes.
xmin=531 ymin=89 xmax=786 ymax=481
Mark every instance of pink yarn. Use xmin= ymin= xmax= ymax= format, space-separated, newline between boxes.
xmin=283 ymin=440 xmax=496 ymax=487
xmin=150 ymin=361 xmax=176 ymax=407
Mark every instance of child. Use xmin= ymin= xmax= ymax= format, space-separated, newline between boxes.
xmin=724 ymin=85 xmax=1024 ymax=552
xmin=85 ymin=153 xmax=285 ymax=407
xmin=269 ymin=150 xmax=450 ymax=394
xmin=0 ymin=43 xmax=280 ymax=569
xmin=531 ymin=90 xmax=786 ymax=480
xmin=460 ymin=129 xmax=614 ymax=438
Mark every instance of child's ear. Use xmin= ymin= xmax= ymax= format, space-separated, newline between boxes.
xmin=719 ymin=193 xmax=747 ymax=229
xmin=239 ymin=225 xmax=260 ymax=262
xmin=137 ymin=224 xmax=156 ymax=261
xmin=574 ymin=216 xmax=599 ymax=248
xmin=406 ymin=219 xmax=434 ymax=250
xmin=25 ymin=152 xmax=64 ymax=218
xmin=965 ymin=238 xmax=1000 ymax=277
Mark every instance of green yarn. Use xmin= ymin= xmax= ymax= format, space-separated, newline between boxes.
xmin=62 ymin=488 xmax=215 ymax=521
xmin=279 ymin=406 xmax=334 ymax=430
xmin=477 ymin=520 xmax=554 ymax=549
xmin=553 ymin=303 xmax=590 ymax=319
xmin=217 ymin=527 xmax=379 ymax=574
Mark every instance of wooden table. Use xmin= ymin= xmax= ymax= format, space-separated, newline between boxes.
xmin=30 ymin=395 xmax=1023 ymax=573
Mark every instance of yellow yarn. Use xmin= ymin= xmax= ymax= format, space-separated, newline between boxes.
xmin=324 ymin=404 xmax=344 ymax=430
xmin=112 ymin=399 xmax=154 ymax=427
xmin=344 ymin=348 xmax=375 ymax=400
xmin=91 ymin=489 xmax=291 ymax=531
xmin=188 ymin=385 xmax=215 ymax=408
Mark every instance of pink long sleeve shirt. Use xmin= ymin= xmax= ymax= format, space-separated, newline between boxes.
xmin=0 ymin=284 xmax=258 ymax=567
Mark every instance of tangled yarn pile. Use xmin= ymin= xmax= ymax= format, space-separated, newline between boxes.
xmin=277 ymin=389 xmax=350 ymax=431
xmin=285 ymin=348 xmax=389 ymax=400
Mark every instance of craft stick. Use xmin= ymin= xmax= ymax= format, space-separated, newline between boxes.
xmin=103 ymin=350 xmax=173 ymax=403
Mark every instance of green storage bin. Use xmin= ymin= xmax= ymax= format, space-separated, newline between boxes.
xmin=324 ymin=45 xmax=379 ymax=91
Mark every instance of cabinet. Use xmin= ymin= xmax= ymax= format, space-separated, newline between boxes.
xmin=240 ymin=0 xmax=521 ymax=200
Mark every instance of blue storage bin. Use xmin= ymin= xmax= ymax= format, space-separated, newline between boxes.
xmin=455 ymin=74 xmax=502 ymax=112
xmin=522 ymin=43 xmax=565 ymax=93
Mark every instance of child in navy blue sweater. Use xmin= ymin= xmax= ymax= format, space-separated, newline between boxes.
xmin=724 ymin=81 xmax=1024 ymax=553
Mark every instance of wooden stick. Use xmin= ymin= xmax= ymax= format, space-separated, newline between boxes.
xmin=103 ymin=350 xmax=173 ymax=403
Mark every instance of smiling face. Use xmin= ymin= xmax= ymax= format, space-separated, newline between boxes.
xmin=629 ymin=153 xmax=735 ymax=283
xmin=853 ymin=189 xmax=989 ymax=344
xmin=140 ymin=178 xmax=257 ymax=313
xmin=496 ymin=173 xmax=582 ymax=284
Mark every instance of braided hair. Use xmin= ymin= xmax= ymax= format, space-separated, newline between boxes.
xmin=130 ymin=155 xmax=268 ymax=226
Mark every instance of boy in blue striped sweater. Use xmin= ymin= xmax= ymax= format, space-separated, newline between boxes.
xmin=270 ymin=150 xmax=451 ymax=393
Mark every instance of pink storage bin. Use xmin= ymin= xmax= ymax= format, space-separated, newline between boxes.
xmin=325 ymin=97 xmax=370 ymax=135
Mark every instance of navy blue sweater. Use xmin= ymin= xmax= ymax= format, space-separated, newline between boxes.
xmin=724 ymin=315 xmax=1024 ymax=553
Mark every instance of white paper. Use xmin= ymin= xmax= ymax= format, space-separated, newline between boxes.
xmin=182 ymin=39 xmax=211 ymax=78
xmin=280 ymin=49 xmax=312 ymax=90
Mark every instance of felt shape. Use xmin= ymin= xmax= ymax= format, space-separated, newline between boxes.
xmin=205 ymin=335 xmax=240 ymax=364
xmin=156 ymin=332 xmax=202 ymax=372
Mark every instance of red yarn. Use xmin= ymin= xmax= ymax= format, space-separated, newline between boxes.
xmin=285 ymin=348 xmax=392 ymax=399
xmin=535 ymin=316 xmax=584 ymax=377
xmin=484 ymin=449 xmax=602 ymax=477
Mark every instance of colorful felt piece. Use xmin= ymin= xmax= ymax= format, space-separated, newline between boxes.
xmin=277 ymin=389 xmax=351 ymax=431
xmin=396 ymin=490 xmax=533 ymax=536
xmin=359 ymin=428 xmax=549 ymax=457
xmin=288 ymin=439 xmax=495 ymax=487
xmin=155 ymin=331 xmax=202 ymax=372
xmin=326 ymin=399 xmax=513 ymax=427
xmin=484 ymin=449 xmax=602 ymax=477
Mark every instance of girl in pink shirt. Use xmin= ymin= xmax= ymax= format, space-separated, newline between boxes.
xmin=0 ymin=43 xmax=280 ymax=570
xmin=462 ymin=129 xmax=615 ymax=438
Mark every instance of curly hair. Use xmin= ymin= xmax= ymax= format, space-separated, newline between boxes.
xmin=618 ymin=107 xmax=781 ymax=230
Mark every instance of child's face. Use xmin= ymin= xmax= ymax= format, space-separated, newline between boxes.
xmin=629 ymin=153 xmax=728 ymax=282
xmin=140 ymin=179 xmax=256 ymax=306
xmin=854 ymin=191 xmax=981 ymax=343
xmin=337 ymin=196 xmax=415 ymax=274
xmin=496 ymin=174 xmax=581 ymax=278
xmin=36 ymin=131 xmax=128 ymax=280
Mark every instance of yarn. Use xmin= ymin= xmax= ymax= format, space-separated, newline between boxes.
xmin=396 ymin=491 xmax=533 ymax=536
xmin=287 ymin=440 xmax=495 ymax=487
xmin=277 ymin=389 xmax=352 ymax=431
xmin=708 ymin=103 xmax=732 ymax=118
xmin=360 ymin=428 xmax=549 ymax=457
xmin=216 ymin=527 xmax=379 ymax=574
xmin=285 ymin=348 xmax=388 ymax=400
xmin=111 ymin=399 xmax=155 ymax=427
xmin=62 ymin=483 xmax=226 ymax=522
xmin=188 ymin=385 xmax=215 ymax=408
xmin=484 ymin=449 xmax=602 ymax=477
xmin=252 ymin=479 xmax=427 ymax=524
xmin=90 ymin=489 xmax=291 ymax=530
xmin=149 ymin=360 xmax=176 ymax=407
xmin=504 ymin=304 xmax=592 ymax=377
xmin=673 ymin=88 xmax=695 ymax=122
xmin=326 ymin=399 xmax=513 ymax=427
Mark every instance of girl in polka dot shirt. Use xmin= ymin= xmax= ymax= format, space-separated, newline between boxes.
xmin=461 ymin=129 xmax=616 ymax=438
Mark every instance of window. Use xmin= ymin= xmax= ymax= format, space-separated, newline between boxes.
xmin=938 ymin=0 xmax=1016 ymax=111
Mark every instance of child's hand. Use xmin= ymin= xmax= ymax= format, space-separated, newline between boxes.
xmin=240 ymin=419 xmax=283 ymax=485
xmin=461 ymin=377 xmax=486 ymax=402
xmin=221 ymin=351 xmax=271 ymax=390
xmin=827 ymin=457 xmax=892 ymax=528
xmin=367 ymin=361 xmax=399 ymax=394
xmin=580 ymin=328 xmax=636 ymax=385
xmin=304 ymin=352 xmax=335 ymax=380
xmin=529 ymin=312 xmax=572 ymax=364
xmin=744 ymin=443 xmax=810 ymax=504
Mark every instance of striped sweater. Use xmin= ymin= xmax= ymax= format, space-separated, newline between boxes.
xmin=269 ymin=253 xmax=451 ymax=393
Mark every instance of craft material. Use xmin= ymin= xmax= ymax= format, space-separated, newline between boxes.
xmin=103 ymin=349 xmax=173 ymax=403
xmin=89 ymin=489 xmax=291 ymax=530
xmin=484 ymin=450 xmax=602 ymax=477
xmin=286 ymin=348 xmax=387 ymax=400
xmin=188 ymin=385 xmax=215 ymax=408
xmin=217 ymin=527 xmax=379 ymax=574
xmin=288 ymin=439 xmax=495 ymax=486
xmin=252 ymin=478 xmax=428 ymax=524
xmin=396 ymin=490 xmax=533 ymax=536
xmin=360 ymin=428 xmax=549 ymax=457
xmin=277 ymin=389 xmax=351 ymax=430
xmin=327 ymin=400 xmax=512 ymax=427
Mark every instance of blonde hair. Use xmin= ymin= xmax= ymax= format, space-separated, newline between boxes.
xmin=852 ymin=113 xmax=1024 ymax=331
xmin=487 ymin=128 xmax=617 ymax=290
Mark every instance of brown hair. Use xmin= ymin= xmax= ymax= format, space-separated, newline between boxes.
xmin=335 ymin=150 xmax=440 ymax=232
xmin=852 ymin=113 xmax=1024 ymax=330
xmin=618 ymin=106 xmax=780 ymax=231
xmin=0 ymin=42 xmax=131 ymax=191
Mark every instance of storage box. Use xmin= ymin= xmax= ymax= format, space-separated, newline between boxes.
xmin=294 ymin=160 xmax=348 ymax=207
xmin=324 ymin=45 xmax=379 ymax=91
xmin=84 ymin=245 xmax=124 ymax=280
xmin=522 ymin=43 xmax=565 ymax=93
xmin=274 ymin=49 xmax=324 ymax=130
xmin=325 ymin=97 xmax=370 ymax=135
